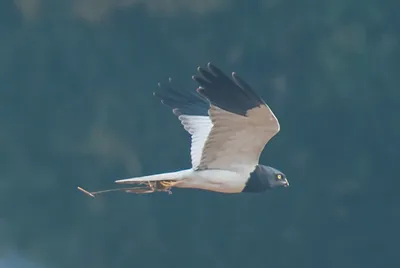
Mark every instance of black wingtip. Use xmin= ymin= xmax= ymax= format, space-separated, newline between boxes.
xmin=155 ymin=77 xmax=209 ymax=117
xmin=192 ymin=63 xmax=265 ymax=116
xmin=172 ymin=108 xmax=181 ymax=116
xmin=207 ymin=62 xmax=219 ymax=72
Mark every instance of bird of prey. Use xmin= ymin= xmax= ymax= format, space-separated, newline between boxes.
xmin=78 ymin=63 xmax=288 ymax=197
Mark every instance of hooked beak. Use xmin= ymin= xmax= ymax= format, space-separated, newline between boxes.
xmin=283 ymin=179 xmax=289 ymax=187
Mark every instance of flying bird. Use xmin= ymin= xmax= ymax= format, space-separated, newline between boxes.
xmin=78 ymin=63 xmax=288 ymax=197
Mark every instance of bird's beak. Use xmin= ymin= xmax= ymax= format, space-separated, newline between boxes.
xmin=284 ymin=179 xmax=289 ymax=187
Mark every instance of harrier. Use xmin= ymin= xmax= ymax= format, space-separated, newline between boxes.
xmin=78 ymin=63 xmax=288 ymax=197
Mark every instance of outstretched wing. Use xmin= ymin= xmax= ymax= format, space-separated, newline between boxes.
xmin=154 ymin=79 xmax=212 ymax=169
xmin=193 ymin=63 xmax=280 ymax=173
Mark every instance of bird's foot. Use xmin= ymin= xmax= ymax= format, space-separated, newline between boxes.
xmin=158 ymin=180 xmax=179 ymax=189
xmin=121 ymin=181 xmax=175 ymax=194
xmin=152 ymin=180 xmax=180 ymax=194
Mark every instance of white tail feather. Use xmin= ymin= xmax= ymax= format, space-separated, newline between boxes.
xmin=115 ymin=169 xmax=190 ymax=184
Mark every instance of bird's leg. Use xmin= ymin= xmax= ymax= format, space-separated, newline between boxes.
xmin=158 ymin=180 xmax=180 ymax=188
xmin=157 ymin=180 xmax=181 ymax=194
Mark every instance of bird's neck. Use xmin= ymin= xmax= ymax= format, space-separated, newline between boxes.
xmin=241 ymin=165 xmax=270 ymax=193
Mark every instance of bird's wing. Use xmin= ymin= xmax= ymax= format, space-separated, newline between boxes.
xmin=192 ymin=63 xmax=280 ymax=173
xmin=154 ymin=79 xmax=213 ymax=169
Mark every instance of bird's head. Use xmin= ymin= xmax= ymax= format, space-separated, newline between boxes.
xmin=242 ymin=165 xmax=289 ymax=193
xmin=263 ymin=166 xmax=289 ymax=189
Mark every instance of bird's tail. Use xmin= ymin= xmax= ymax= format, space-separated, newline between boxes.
xmin=77 ymin=170 xmax=190 ymax=197
xmin=115 ymin=170 xmax=188 ymax=184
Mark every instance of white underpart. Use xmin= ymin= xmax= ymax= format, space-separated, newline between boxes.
xmin=115 ymin=170 xmax=190 ymax=184
xmin=176 ymin=169 xmax=246 ymax=193
xmin=115 ymin=169 xmax=247 ymax=193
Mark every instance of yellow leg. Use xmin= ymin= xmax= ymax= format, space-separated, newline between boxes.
xmin=158 ymin=180 xmax=180 ymax=189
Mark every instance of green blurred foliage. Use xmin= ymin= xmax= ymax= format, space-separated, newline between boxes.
xmin=0 ymin=0 xmax=399 ymax=267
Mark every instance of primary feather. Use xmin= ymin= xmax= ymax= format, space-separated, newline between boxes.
xmin=154 ymin=79 xmax=213 ymax=169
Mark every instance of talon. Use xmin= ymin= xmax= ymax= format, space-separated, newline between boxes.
xmin=159 ymin=181 xmax=169 ymax=187
xmin=159 ymin=180 xmax=178 ymax=188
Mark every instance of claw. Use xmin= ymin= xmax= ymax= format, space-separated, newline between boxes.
xmin=159 ymin=180 xmax=179 ymax=188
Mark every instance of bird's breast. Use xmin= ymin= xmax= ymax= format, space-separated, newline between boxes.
xmin=177 ymin=169 xmax=249 ymax=193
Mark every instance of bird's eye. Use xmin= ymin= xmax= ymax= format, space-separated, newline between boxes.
xmin=277 ymin=174 xmax=282 ymax=180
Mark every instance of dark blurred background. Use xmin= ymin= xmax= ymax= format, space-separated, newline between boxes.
xmin=0 ymin=0 xmax=399 ymax=267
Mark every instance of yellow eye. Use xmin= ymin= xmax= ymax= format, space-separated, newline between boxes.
xmin=277 ymin=174 xmax=282 ymax=180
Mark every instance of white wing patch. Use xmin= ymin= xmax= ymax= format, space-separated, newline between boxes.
xmin=179 ymin=115 xmax=213 ymax=169
xmin=197 ymin=105 xmax=280 ymax=174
